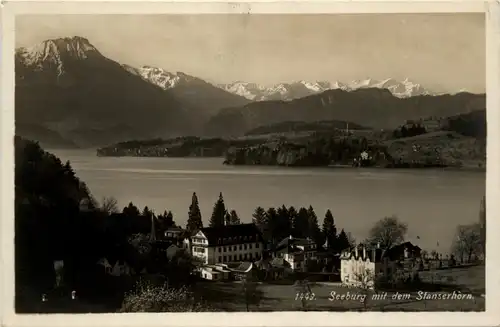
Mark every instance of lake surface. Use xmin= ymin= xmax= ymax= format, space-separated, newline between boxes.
xmin=51 ymin=149 xmax=485 ymax=252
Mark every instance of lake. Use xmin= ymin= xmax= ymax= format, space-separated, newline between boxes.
xmin=51 ymin=149 xmax=485 ymax=252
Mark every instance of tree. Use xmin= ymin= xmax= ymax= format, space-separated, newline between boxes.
xmin=293 ymin=279 xmax=312 ymax=311
xmin=337 ymin=229 xmax=351 ymax=251
xmin=142 ymin=206 xmax=153 ymax=219
xmin=209 ymin=193 xmax=226 ymax=228
xmin=99 ymin=196 xmax=119 ymax=215
xmin=307 ymin=206 xmax=321 ymax=244
xmin=276 ymin=205 xmax=291 ymax=240
xmin=252 ymin=206 xmax=267 ymax=233
xmin=165 ymin=211 xmax=175 ymax=227
xmin=120 ymin=280 xmax=216 ymax=312
xmin=322 ymin=209 xmax=337 ymax=249
xmin=266 ymin=207 xmax=279 ymax=245
xmin=366 ymin=216 xmax=408 ymax=251
xmin=288 ymin=206 xmax=298 ymax=234
xmin=451 ymin=223 xmax=482 ymax=263
xmin=241 ymin=274 xmax=261 ymax=311
xmin=479 ymin=196 xmax=486 ymax=257
xmin=186 ymin=192 xmax=203 ymax=233
xmin=353 ymin=268 xmax=375 ymax=310
xmin=229 ymin=210 xmax=241 ymax=225
xmin=123 ymin=202 xmax=140 ymax=217
xmin=293 ymin=207 xmax=310 ymax=239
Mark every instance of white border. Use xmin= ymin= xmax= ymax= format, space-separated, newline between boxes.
xmin=1 ymin=1 xmax=499 ymax=327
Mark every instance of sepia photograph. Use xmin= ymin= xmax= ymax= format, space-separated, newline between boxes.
xmin=3 ymin=1 xmax=497 ymax=321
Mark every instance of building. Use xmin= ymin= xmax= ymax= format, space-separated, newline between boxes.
xmin=340 ymin=242 xmax=421 ymax=288
xmin=273 ymin=236 xmax=318 ymax=272
xmin=191 ymin=223 xmax=264 ymax=265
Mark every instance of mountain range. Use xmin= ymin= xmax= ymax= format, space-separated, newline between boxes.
xmin=15 ymin=36 xmax=486 ymax=147
xmin=218 ymin=78 xmax=436 ymax=101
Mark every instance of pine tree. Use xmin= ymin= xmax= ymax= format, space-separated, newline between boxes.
xmin=337 ymin=229 xmax=351 ymax=251
xmin=209 ymin=192 xmax=226 ymax=227
xmin=322 ymin=209 xmax=337 ymax=250
xmin=165 ymin=210 xmax=174 ymax=227
xmin=123 ymin=202 xmax=140 ymax=217
xmin=142 ymin=206 xmax=153 ymax=219
xmin=229 ymin=210 xmax=241 ymax=225
xmin=288 ymin=206 xmax=298 ymax=235
xmin=186 ymin=192 xmax=203 ymax=233
xmin=224 ymin=211 xmax=231 ymax=226
xmin=307 ymin=205 xmax=321 ymax=244
xmin=277 ymin=205 xmax=291 ymax=240
xmin=266 ymin=207 xmax=279 ymax=245
xmin=294 ymin=207 xmax=310 ymax=238
xmin=252 ymin=206 xmax=267 ymax=229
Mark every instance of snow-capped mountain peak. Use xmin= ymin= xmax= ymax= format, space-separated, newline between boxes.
xmin=132 ymin=66 xmax=202 ymax=90
xmin=219 ymin=78 xmax=434 ymax=101
xmin=16 ymin=36 xmax=101 ymax=76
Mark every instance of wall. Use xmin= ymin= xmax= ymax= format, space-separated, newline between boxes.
xmin=213 ymin=242 xmax=263 ymax=263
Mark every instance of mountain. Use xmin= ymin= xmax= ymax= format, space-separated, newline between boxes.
xmin=15 ymin=122 xmax=78 ymax=149
xmin=15 ymin=37 xmax=198 ymax=147
xmin=204 ymin=88 xmax=486 ymax=137
xmin=124 ymin=65 xmax=250 ymax=116
xmin=219 ymin=78 xmax=436 ymax=101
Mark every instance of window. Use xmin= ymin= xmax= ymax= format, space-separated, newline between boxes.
xmin=249 ymin=253 xmax=253 ymax=260
xmin=218 ymin=257 xmax=222 ymax=263
xmin=244 ymin=244 xmax=247 ymax=250
xmin=223 ymin=256 xmax=227 ymax=261
xmin=256 ymin=243 xmax=260 ymax=248
xmin=255 ymin=252 xmax=259 ymax=259
xmin=223 ymin=247 xmax=227 ymax=252
xmin=239 ymin=254 xmax=242 ymax=260
xmin=249 ymin=244 xmax=252 ymax=249
xmin=218 ymin=238 xmax=221 ymax=244
xmin=218 ymin=247 xmax=221 ymax=253
xmin=239 ymin=245 xmax=242 ymax=250
xmin=228 ymin=255 xmax=232 ymax=261
xmin=244 ymin=254 xmax=247 ymax=260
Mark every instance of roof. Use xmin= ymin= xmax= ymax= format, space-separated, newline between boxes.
xmin=340 ymin=244 xmax=385 ymax=262
xmin=276 ymin=236 xmax=316 ymax=249
xmin=165 ymin=226 xmax=184 ymax=232
xmin=340 ymin=242 xmax=421 ymax=262
xmin=274 ymin=236 xmax=316 ymax=254
xmin=385 ymin=242 xmax=421 ymax=260
xmin=197 ymin=223 xmax=263 ymax=246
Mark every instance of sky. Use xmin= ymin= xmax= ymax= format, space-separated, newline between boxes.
xmin=16 ymin=13 xmax=485 ymax=93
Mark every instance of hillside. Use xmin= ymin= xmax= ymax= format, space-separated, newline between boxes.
xmin=383 ymin=131 xmax=485 ymax=169
xmin=204 ymin=88 xmax=485 ymax=137
xmin=15 ymin=37 xmax=199 ymax=147
xmin=15 ymin=122 xmax=78 ymax=149
xmin=244 ymin=120 xmax=370 ymax=136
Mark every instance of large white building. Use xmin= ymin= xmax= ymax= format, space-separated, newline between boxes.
xmin=340 ymin=242 xmax=421 ymax=288
xmin=191 ymin=223 xmax=264 ymax=265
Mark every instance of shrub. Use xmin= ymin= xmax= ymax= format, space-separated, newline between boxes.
xmin=120 ymin=279 xmax=216 ymax=312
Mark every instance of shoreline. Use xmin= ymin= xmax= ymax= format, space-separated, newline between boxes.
xmin=93 ymin=153 xmax=486 ymax=173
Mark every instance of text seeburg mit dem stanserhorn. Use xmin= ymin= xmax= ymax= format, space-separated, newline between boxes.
xmin=327 ymin=291 xmax=474 ymax=303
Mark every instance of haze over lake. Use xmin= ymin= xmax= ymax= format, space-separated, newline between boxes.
xmin=52 ymin=149 xmax=485 ymax=252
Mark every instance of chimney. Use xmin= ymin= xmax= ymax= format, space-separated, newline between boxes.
xmin=377 ymin=242 xmax=380 ymax=249
xmin=363 ymin=245 xmax=367 ymax=259
xmin=355 ymin=246 xmax=359 ymax=258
